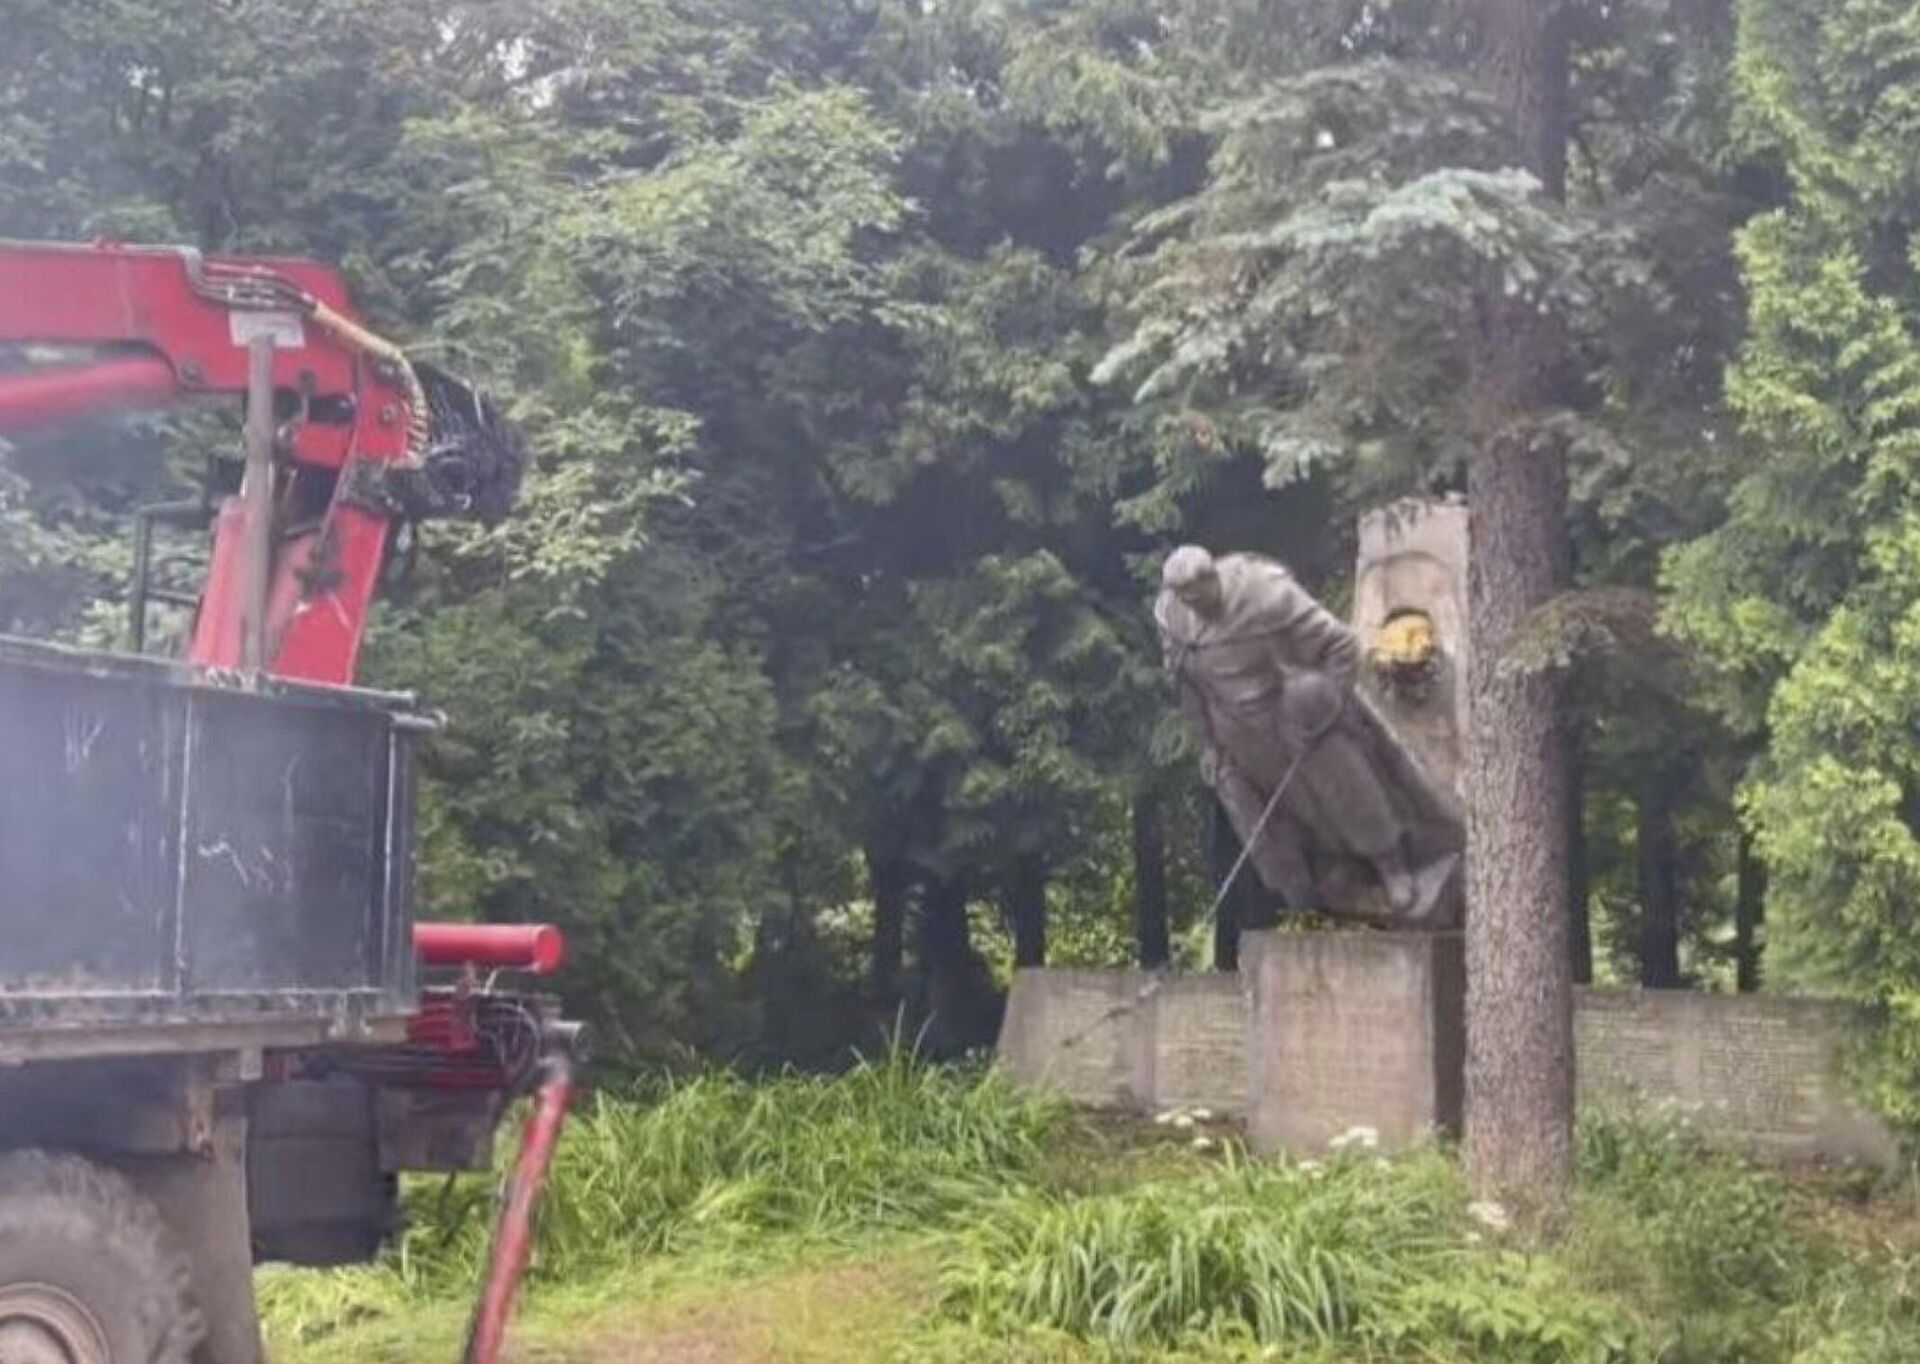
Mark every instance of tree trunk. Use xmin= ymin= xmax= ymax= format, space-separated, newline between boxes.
xmin=1568 ymin=728 xmax=1592 ymax=986
xmin=1005 ymin=853 xmax=1048 ymax=969
xmin=866 ymin=843 xmax=910 ymax=1004
xmin=917 ymin=875 xmax=1000 ymax=1055
xmin=1735 ymin=827 xmax=1765 ymax=993
xmin=1133 ymin=790 xmax=1172 ymax=969
xmin=1464 ymin=0 xmax=1577 ymax=1204
xmin=1636 ymin=775 xmax=1682 ymax=988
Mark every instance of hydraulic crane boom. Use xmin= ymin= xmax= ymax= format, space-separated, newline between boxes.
xmin=0 ymin=238 xmax=519 ymax=684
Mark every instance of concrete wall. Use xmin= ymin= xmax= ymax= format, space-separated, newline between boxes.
xmin=997 ymin=964 xmax=1898 ymax=1166
xmin=997 ymin=968 xmax=1248 ymax=1116
xmin=1574 ymin=987 xmax=1898 ymax=1167
xmin=997 ymin=969 xmax=1152 ymax=1110
xmin=1141 ymin=973 xmax=1250 ymax=1115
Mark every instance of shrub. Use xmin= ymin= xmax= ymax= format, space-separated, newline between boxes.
xmin=1573 ymin=1108 xmax=1920 ymax=1364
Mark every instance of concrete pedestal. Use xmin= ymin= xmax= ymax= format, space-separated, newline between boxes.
xmin=1246 ymin=929 xmax=1463 ymax=1154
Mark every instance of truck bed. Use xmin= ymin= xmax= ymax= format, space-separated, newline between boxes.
xmin=0 ymin=636 xmax=423 ymax=1060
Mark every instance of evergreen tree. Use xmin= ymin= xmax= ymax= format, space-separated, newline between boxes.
xmin=1667 ymin=0 xmax=1920 ymax=1134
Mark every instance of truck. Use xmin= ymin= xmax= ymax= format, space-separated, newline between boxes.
xmin=0 ymin=240 xmax=583 ymax=1364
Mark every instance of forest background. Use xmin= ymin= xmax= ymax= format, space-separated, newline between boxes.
xmin=6 ymin=0 xmax=1919 ymax=1131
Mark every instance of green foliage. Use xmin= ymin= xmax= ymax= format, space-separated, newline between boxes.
xmin=941 ymin=1146 xmax=1632 ymax=1361
xmin=1092 ymin=49 xmax=1668 ymax=514
xmin=0 ymin=0 xmax=1879 ymax=1067
xmin=1571 ymin=1109 xmax=1920 ymax=1363
xmin=938 ymin=1111 xmax=1916 ymax=1364
xmin=1664 ymin=0 xmax=1920 ymax=1136
xmin=259 ymin=1048 xmax=1069 ymax=1341
xmin=260 ymin=1079 xmax=1918 ymax=1364
xmin=0 ymin=456 xmax=90 ymax=633
xmin=1574 ymin=1109 xmax=1801 ymax=1355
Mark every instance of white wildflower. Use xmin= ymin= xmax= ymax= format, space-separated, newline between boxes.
xmin=1467 ymin=1200 xmax=1512 ymax=1234
xmin=1154 ymin=1110 xmax=1177 ymax=1126
xmin=1329 ymin=1125 xmax=1379 ymax=1152
xmin=1192 ymin=1135 xmax=1218 ymax=1152
xmin=1190 ymin=1107 xmax=1215 ymax=1124
xmin=1314 ymin=128 xmax=1336 ymax=150
xmin=1173 ymin=1113 xmax=1196 ymax=1131
xmin=1299 ymin=1159 xmax=1325 ymax=1177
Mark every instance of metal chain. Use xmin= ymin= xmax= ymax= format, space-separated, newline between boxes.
xmin=1055 ymin=744 xmax=1309 ymax=1054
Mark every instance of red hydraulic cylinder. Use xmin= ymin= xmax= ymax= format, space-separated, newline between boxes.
xmin=0 ymin=354 xmax=178 ymax=432
xmin=414 ymin=922 xmax=567 ymax=976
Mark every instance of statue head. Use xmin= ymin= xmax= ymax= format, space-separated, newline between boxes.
xmin=1163 ymin=544 xmax=1224 ymax=618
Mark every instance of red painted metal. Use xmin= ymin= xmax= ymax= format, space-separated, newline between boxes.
xmin=403 ymin=991 xmax=482 ymax=1055
xmin=0 ymin=239 xmax=415 ymax=686
xmin=414 ymin=922 xmax=568 ymax=976
xmin=0 ymin=241 xmax=367 ymax=468
xmin=0 ymin=354 xmax=178 ymax=430
xmin=462 ymin=1057 xmax=576 ymax=1364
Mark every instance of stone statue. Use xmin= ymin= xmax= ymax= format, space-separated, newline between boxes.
xmin=1154 ymin=545 xmax=1464 ymax=926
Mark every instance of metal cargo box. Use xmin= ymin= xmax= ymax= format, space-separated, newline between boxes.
xmin=0 ymin=636 xmax=422 ymax=1055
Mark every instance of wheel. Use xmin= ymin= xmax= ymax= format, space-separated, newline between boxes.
xmin=0 ymin=1152 xmax=203 ymax=1364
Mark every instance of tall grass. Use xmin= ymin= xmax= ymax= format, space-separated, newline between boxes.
xmin=259 ymin=1048 xmax=1069 ymax=1339
xmin=519 ymin=1048 xmax=1068 ymax=1270
xmin=939 ymin=1115 xmax=1920 ymax=1363
xmin=940 ymin=1146 xmax=1632 ymax=1360
xmin=1571 ymin=1109 xmax=1920 ymax=1364
xmin=262 ymin=1075 xmax=1918 ymax=1364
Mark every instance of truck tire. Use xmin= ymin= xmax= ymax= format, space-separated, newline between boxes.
xmin=0 ymin=1151 xmax=203 ymax=1364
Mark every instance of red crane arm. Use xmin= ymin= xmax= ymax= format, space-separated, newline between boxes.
xmin=0 ymin=240 xmax=515 ymax=686
xmin=0 ymin=240 xmax=377 ymax=465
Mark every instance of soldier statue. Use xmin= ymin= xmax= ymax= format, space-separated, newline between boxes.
xmin=1154 ymin=545 xmax=1464 ymax=926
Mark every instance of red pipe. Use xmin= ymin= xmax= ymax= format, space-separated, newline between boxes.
xmin=0 ymin=354 xmax=178 ymax=432
xmin=462 ymin=1057 xmax=575 ymax=1364
xmin=414 ymin=923 xmax=566 ymax=976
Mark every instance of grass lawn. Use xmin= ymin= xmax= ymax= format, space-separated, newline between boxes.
xmin=269 ymin=1248 xmax=947 ymax=1364
xmin=258 ymin=1061 xmax=1920 ymax=1364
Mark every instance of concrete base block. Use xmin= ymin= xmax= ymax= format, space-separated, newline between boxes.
xmin=998 ymin=968 xmax=1155 ymax=1109
xmin=1246 ymin=929 xmax=1463 ymax=1154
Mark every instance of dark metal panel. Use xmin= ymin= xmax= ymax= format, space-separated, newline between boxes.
xmin=0 ymin=634 xmax=425 ymax=1036
xmin=248 ymin=1078 xmax=397 ymax=1265
xmin=177 ymin=691 xmax=391 ymax=993
xmin=0 ymin=660 xmax=176 ymax=991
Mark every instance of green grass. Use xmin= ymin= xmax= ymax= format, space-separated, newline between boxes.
xmin=260 ymin=1047 xmax=1071 ymax=1348
xmin=259 ymin=1061 xmax=1919 ymax=1364
xmin=940 ymin=1145 xmax=1634 ymax=1362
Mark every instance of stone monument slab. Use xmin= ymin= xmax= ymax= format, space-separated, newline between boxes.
xmin=1353 ymin=497 xmax=1470 ymax=802
xmin=1246 ymin=929 xmax=1464 ymax=1154
xmin=997 ymin=968 xmax=1155 ymax=1109
xmin=1144 ymin=973 xmax=1251 ymax=1114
